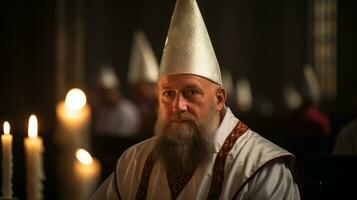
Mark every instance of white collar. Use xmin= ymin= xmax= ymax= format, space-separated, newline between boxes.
xmin=212 ymin=107 xmax=239 ymax=153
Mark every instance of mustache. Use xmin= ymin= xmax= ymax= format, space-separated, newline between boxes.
xmin=168 ymin=112 xmax=198 ymax=125
xmin=168 ymin=112 xmax=196 ymax=122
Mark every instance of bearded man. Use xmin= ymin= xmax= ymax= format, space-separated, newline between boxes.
xmin=93 ymin=0 xmax=301 ymax=199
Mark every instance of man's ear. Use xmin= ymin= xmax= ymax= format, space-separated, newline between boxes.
xmin=216 ymin=87 xmax=226 ymax=111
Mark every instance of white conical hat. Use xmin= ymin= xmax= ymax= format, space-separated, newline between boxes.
xmin=235 ymin=78 xmax=253 ymax=111
xmin=222 ymin=70 xmax=233 ymax=95
xmin=128 ymin=30 xmax=159 ymax=84
xmin=159 ymin=0 xmax=222 ymax=85
xmin=284 ymin=84 xmax=302 ymax=110
xmin=302 ymin=64 xmax=320 ymax=103
xmin=98 ymin=66 xmax=119 ymax=89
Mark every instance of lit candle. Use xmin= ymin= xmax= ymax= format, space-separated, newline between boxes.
xmin=56 ymin=88 xmax=91 ymax=148
xmin=55 ymin=88 xmax=92 ymax=199
xmin=74 ymin=149 xmax=101 ymax=200
xmin=24 ymin=115 xmax=45 ymax=200
xmin=1 ymin=121 xmax=13 ymax=198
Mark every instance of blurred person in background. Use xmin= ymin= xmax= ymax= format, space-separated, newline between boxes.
xmin=92 ymin=66 xmax=141 ymax=137
xmin=288 ymin=65 xmax=331 ymax=136
xmin=127 ymin=30 xmax=159 ymax=138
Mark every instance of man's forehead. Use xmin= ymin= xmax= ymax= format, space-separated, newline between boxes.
xmin=158 ymin=74 xmax=214 ymax=87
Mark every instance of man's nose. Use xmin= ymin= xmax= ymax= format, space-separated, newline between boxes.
xmin=173 ymin=94 xmax=188 ymax=112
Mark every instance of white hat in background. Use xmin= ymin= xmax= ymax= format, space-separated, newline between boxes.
xmin=235 ymin=78 xmax=253 ymax=112
xmin=222 ymin=70 xmax=234 ymax=95
xmin=284 ymin=84 xmax=302 ymax=110
xmin=302 ymin=64 xmax=320 ymax=103
xmin=128 ymin=30 xmax=159 ymax=84
xmin=98 ymin=66 xmax=119 ymax=89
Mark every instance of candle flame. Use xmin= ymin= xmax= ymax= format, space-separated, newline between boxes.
xmin=76 ymin=148 xmax=93 ymax=165
xmin=28 ymin=115 xmax=38 ymax=138
xmin=65 ymin=88 xmax=87 ymax=111
xmin=3 ymin=121 xmax=10 ymax=135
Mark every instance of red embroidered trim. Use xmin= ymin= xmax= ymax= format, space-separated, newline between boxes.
xmin=207 ymin=121 xmax=249 ymax=199
xmin=167 ymin=170 xmax=196 ymax=199
xmin=135 ymin=121 xmax=249 ymax=200
xmin=135 ymin=153 xmax=155 ymax=200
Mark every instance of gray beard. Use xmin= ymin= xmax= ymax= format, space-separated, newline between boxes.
xmin=154 ymin=107 xmax=217 ymax=173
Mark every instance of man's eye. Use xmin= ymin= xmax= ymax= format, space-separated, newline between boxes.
xmin=189 ymin=90 xmax=199 ymax=95
xmin=184 ymin=89 xmax=200 ymax=98
xmin=163 ymin=91 xmax=174 ymax=97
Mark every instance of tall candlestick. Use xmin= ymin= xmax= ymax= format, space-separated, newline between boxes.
xmin=24 ymin=115 xmax=45 ymax=200
xmin=1 ymin=121 xmax=13 ymax=198
xmin=55 ymin=88 xmax=91 ymax=199
xmin=74 ymin=149 xmax=101 ymax=200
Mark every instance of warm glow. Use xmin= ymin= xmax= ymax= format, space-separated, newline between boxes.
xmin=76 ymin=149 xmax=93 ymax=165
xmin=65 ymin=88 xmax=87 ymax=111
xmin=28 ymin=115 xmax=38 ymax=138
xmin=3 ymin=121 xmax=10 ymax=135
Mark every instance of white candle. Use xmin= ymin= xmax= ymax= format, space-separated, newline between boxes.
xmin=1 ymin=121 xmax=13 ymax=198
xmin=56 ymin=88 xmax=91 ymax=148
xmin=55 ymin=88 xmax=92 ymax=199
xmin=24 ymin=115 xmax=45 ymax=200
xmin=74 ymin=149 xmax=101 ymax=200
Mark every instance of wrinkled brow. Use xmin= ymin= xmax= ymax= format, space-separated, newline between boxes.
xmin=160 ymin=83 xmax=202 ymax=90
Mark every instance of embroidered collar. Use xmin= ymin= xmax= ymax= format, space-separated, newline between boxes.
xmin=212 ymin=108 xmax=239 ymax=153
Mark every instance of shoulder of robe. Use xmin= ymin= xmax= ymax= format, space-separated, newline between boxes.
xmin=237 ymin=130 xmax=295 ymax=165
xmin=116 ymin=137 xmax=158 ymax=169
xmin=230 ymin=130 xmax=296 ymax=186
xmin=227 ymin=131 xmax=297 ymax=199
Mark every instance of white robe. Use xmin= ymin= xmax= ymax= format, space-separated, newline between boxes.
xmin=92 ymin=108 xmax=301 ymax=200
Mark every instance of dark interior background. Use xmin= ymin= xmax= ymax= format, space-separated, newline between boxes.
xmin=1 ymin=0 xmax=357 ymax=199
